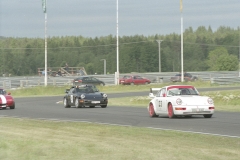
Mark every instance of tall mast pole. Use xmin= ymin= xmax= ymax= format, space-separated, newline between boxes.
xmin=42 ymin=0 xmax=48 ymax=86
xmin=180 ymin=0 xmax=184 ymax=82
xmin=116 ymin=0 xmax=119 ymax=85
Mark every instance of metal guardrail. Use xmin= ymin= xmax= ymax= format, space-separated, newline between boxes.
xmin=1 ymin=71 xmax=240 ymax=89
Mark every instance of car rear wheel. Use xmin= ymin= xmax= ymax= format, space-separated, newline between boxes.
xmin=203 ymin=114 xmax=212 ymax=118
xmin=10 ymin=102 xmax=15 ymax=109
xmin=149 ymin=103 xmax=157 ymax=117
xmin=168 ymin=103 xmax=175 ymax=118
xmin=63 ymin=98 xmax=70 ymax=108
xmin=101 ymin=105 xmax=107 ymax=108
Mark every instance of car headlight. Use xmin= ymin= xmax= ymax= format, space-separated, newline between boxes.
xmin=176 ymin=98 xmax=182 ymax=105
xmin=208 ymin=98 xmax=213 ymax=104
xmin=103 ymin=93 xmax=107 ymax=98
xmin=81 ymin=94 xmax=85 ymax=99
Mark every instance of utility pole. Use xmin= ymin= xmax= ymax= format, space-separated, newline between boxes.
xmin=101 ymin=59 xmax=106 ymax=75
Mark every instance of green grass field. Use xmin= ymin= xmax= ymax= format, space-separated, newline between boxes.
xmin=1 ymin=82 xmax=240 ymax=160
xmin=1 ymin=118 xmax=240 ymax=160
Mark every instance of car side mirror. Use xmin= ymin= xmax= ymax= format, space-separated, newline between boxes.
xmin=65 ymin=89 xmax=70 ymax=93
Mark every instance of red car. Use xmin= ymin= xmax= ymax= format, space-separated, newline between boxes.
xmin=119 ymin=75 xmax=151 ymax=85
xmin=0 ymin=88 xmax=15 ymax=110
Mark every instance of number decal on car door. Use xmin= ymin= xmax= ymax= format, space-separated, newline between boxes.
xmin=159 ymin=100 xmax=162 ymax=107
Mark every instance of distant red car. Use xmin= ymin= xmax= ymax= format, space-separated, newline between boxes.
xmin=0 ymin=88 xmax=15 ymax=110
xmin=119 ymin=75 xmax=151 ymax=85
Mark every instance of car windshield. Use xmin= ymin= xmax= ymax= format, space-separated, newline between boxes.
xmin=0 ymin=89 xmax=4 ymax=95
xmin=75 ymin=86 xmax=98 ymax=93
xmin=168 ymin=88 xmax=199 ymax=96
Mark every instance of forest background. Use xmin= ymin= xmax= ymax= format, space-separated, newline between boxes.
xmin=0 ymin=26 xmax=239 ymax=76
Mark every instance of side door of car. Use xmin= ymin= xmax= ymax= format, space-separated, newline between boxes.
xmin=137 ymin=76 xmax=145 ymax=84
xmin=66 ymin=88 xmax=75 ymax=105
xmin=160 ymin=88 xmax=168 ymax=112
xmin=134 ymin=76 xmax=142 ymax=85
xmin=155 ymin=89 xmax=165 ymax=113
xmin=90 ymin=77 xmax=101 ymax=85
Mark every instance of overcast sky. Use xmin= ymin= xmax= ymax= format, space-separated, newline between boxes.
xmin=0 ymin=0 xmax=239 ymax=38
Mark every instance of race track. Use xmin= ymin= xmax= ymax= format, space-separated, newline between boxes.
xmin=1 ymin=88 xmax=240 ymax=138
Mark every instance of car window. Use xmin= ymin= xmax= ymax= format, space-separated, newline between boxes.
xmin=156 ymin=89 xmax=162 ymax=97
xmin=92 ymin=77 xmax=98 ymax=81
xmin=160 ymin=88 xmax=166 ymax=97
xmin=123 ymin=76 xmax=130 ymax=79
xmin=0 ymin=89 xmax=3 ymax=95
xmin=69 ymin=88 xmax=75 ymax=94
xmin=168 ymin=88 xmax=198 ymax=96
xmin=76 ymin=88 xmax=86 ymax=93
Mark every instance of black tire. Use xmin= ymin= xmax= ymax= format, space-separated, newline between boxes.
xmin=101 ymin=105 xmax=107 ymax=108
xmin=203 ymin=114 xmax=212 ymax=118
xmin=63 ymin=98 xmax=70 ymax=108
xmin=75 ymin=98 xmax=80 ymax=108
xmin=10 ymin=102 xmax=15 ymax=109
xmin=89 ymin=106 xmax=95 ymax=108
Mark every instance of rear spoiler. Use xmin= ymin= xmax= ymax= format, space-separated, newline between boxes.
xmin=149 ymin=88 xmax=161 ymax=98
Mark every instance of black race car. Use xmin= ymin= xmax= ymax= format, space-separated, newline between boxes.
xmin=63 ymin=84 xmax=108 ymax=108
xmin=73 ymin=76 xmax=105 ymax=86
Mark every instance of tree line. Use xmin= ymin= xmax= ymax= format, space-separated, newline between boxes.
xmin=0 ymin=26 xmax=239 ymax=76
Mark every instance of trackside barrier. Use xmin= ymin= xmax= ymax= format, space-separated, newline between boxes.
xmin=1 ymin=71 xmax=240 ymax=89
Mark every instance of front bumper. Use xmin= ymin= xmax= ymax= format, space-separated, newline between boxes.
xmin=173 ymin=105 xmax=214 ymax=115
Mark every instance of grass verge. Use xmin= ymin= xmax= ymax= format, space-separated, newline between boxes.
xmin=0 ymin=117 xmax=240 ymax=160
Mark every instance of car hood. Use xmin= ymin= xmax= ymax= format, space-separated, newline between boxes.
xmin=173 ymin=96 xmax=212 ymax=105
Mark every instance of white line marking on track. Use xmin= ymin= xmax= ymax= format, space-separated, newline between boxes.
xmin=1 ymin=116 xmax=239 ymax=138
xmin=147 ymin=127 xmax=240 ymax=139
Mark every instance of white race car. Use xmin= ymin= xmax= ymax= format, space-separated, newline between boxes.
xmin=148 ymin=85 xmax=214 ymax=118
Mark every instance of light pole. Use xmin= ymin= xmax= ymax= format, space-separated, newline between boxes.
xmin=42 ymin=0 xmax=48 ymax=86
xmin=156 ymin=40 xmax=163 ymax=72
xmin=100 ymin=59 xmax=106 ymax=75
xmin=238 ymin=26 xmax=240 ymax=77
xmin=180 ymin=0 xmax=184 ymax=82
xmin=115 ymin=0 xmax=120 ymax=85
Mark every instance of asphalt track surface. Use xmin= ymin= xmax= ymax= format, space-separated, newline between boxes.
xmin=1 ymin=86 xmax=240 ymax=138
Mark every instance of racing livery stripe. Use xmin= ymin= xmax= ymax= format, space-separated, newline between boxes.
xmin=0 ymin=95 xmax=7 ymax=104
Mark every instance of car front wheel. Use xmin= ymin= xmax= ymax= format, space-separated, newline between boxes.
xmin=63 ymin=98 xmax=70 ymax=108
xmin=168 ymin=103 xmax=175 ymax=118
xmin=101 ymin=105 xmax=107 ymax=108
xmin=75 ymin=98 xmax=81 ymax=108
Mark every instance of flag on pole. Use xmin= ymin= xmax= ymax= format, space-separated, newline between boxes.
xmin=180 ymin=0 xmax=183 ymax=12
xmin=42 ymin=0 xmax=47 ymax=13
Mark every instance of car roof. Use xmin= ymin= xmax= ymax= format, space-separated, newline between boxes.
xmin=166 ymin=85 xmax=195 ymax=90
